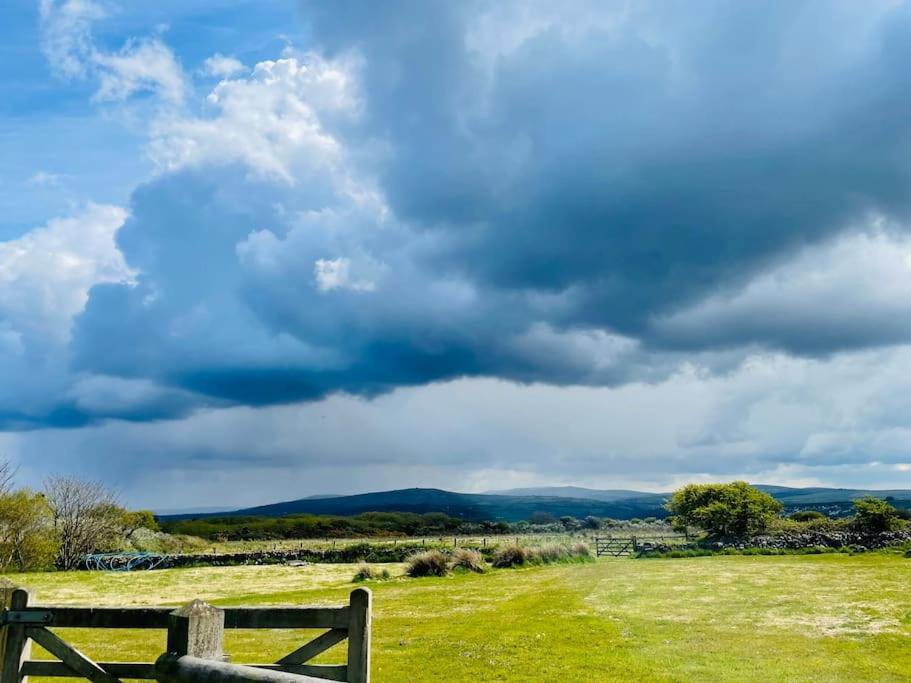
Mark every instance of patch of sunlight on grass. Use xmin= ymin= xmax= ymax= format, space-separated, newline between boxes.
xmin=13 ymin=553 xmax=911 ymax=682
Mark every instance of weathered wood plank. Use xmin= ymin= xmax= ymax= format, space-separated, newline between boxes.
xmin=347 ymin=588 xmax=371 ymax=683
xmin=224 ymin=607 xmax=350 ymax=630
xmin=2 ymin=588 xmax=32 ymax=683
xmin=16 ymin=607 xmax=172 ymax=629
xmin=26 ymin=626 xmax=120 ymax=683
xmin=21 ymin=660 xmax=156 ymax=679
xmin=276 ymin=628 xmax=348 ymax=665
xmin=167 ymin=600 xmax=224 ymax=660
xmin=14 ymin=605 xmax=349 ymax=629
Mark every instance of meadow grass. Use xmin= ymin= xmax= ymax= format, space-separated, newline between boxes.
xmin=14 ymin=553 xmax=911 ymax=682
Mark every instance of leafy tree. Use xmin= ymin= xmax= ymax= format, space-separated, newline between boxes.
xmin=528 ymin=511 xmax=556 ymax=525
xmin=0 ymin=490 xmax=58 ymax=571
xmin=583 ymin=516 xmax=601 ymax=530
xmin=852 ymin=497 xmax=902 ymax=534
xmin=559 ymin=515 xmax=580 ymax=531
xmin=666 ymin=482 xmax=783 ymax=538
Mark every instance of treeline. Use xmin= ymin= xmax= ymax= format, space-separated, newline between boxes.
xmin=161 ymin=510 xmax=668 ymax=541
xmin=0 ymin=462 xmax=165 ymax=571
xmin=161 ymin=511 xmax=506 ymax=540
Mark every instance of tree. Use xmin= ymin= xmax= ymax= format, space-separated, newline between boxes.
xmin=0 ymin=491 xmax=57 ymax=571
xmin=528 ymin=511 xmax=556 ymax=525
xmin=583 ymin=516 xmax=601 ymax=530
xmin=0 ymin=459 xmax=15 ymax=497
xmin=666 ymin=481 xmax=783 ymax=538
xmin=559 ymin=515 xmax=580 ymax=531
xmin=43 ymin=477 xmax=123 ymax=569
xmin=852 ymin=497 xmax=902 ymax=534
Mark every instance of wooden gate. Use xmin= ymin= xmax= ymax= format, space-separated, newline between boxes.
xmin=0 ymin=583 xmax=371 ymax=683
xmin=594 ymin=537 xmax=637 ymax=557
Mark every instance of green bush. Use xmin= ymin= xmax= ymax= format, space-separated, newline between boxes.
xmin=852 ymin=497 xmax=903 ymax=534
xmin=406 ymin=550 xmax=449 ymax=577
xmin=665 ymin=481 xmax=783 ymax=537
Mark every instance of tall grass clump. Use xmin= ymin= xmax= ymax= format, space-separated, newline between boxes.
xmin=450 ymin=548 xmax=487 ymax=573
xmin=352 ymin=564 xmax=391 ymax=582
xmin=494 ymin=543 xmax=593 ymax=568
xmin=406 ymin=550 xmax=449 ymax=577
xmin=492 ymin=544 xmax=529 ymax=568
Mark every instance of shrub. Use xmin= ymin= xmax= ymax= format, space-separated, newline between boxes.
xmin=352 ymin=564 xmax=391 ymax=582
xmin=852 ymin=497 xmax=903 ymax=534
xmin=406 ymin=550 xmax=449 ymax=577
xmin=529 ymin=543 xmax=564 ymax=564
xmin=666 ymin=481 xmax=783 ymax=537
xmin=571 ymin=541 xmax=592 ymax=559
xmin=450 ymin=548 xmax=486 ymax=573
xmin=492 ymin=544 xmax=529 ymax=568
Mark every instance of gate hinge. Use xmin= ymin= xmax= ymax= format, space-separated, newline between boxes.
xmin=1 ymin=609 xmax=54 ymax=625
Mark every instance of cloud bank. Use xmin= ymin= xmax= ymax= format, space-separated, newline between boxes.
xmin=5 ymin=0 xmax=911 ymax=499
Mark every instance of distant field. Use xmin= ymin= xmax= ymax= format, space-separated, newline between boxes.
xmin=16 ymin=553 xmax=911 ymax=682
xmin=196 ymin=529 xmax=683 ymax=554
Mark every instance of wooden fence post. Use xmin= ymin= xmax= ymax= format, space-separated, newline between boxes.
xmin=1 ymin=587 xmax=32 ymax=683
xmin=167 ymin=600 xmax=225 ymax=661
xmin=347 ymin=588 xmax=371 ymax=683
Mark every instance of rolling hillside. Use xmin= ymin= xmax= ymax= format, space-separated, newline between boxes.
xmin=163 ymin=488 xmax=670 ymax=522
xmin=160 ymin=484 xmax=911 ymax=523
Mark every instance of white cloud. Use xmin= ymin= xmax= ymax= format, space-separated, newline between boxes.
xmin=93 ymin=38 xmax=186 ymax=104
xmin=38 ymin=0 xmax=105 ymax=79
xmin=201 ymin=54 xmax=246 ymax=78
xmin=147 ymin=55 xmax=359 ymax=181
xmin=0 ymin=203 xmax=132 ymax=342
xmin=39 ymin=0 xmax=186 ymax=105
xmin=27 ymin=171 xmax=65 ymax=187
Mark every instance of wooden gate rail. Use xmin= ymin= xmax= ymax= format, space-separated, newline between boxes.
xmin=0 ymin=584 xmax=371 ymax=683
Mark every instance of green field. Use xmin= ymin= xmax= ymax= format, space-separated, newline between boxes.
xmin=14 ymin=553 xmax=911 ymax=682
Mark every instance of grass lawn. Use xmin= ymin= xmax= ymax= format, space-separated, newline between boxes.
xmin=12 ymin=553 xmax=911 ymax=682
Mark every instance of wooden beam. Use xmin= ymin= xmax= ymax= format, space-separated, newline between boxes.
xmin=26 ymin=626 xmax=120 ymax=683
xmin=224 ymin=607 xmax=350 ymax=630
xmin=347 ymin=588 xmax=371 ymax=683
xmin=21 ymin=660 xmax=156 ymax=679
xmin=1 ymin=588 xmax=32 ymax=683
xmin=276 ymin=628 xmax=348 ymax=665
xmin=21 ymin=607 xmax=171 ymax=629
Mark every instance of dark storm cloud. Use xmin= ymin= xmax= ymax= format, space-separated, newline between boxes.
xmin=306 ymin=0 xmax=911 ymax=339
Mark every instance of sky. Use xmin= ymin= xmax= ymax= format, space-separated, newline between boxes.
xmin=3 ymin=0 xmax=911 ymax=508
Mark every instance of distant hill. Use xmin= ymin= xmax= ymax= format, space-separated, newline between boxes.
xmin=160 ymin=484 xmax=911 ymax=523
xmin=486 ymin=486 xmax=661 ymax=502
xmin=490 ymin=484 xmax=911 ymax=506
xmin=162 ymin=488 xmax=670 ymax=522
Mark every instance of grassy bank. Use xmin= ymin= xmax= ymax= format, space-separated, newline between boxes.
xmin=15 ymin=554 xmax=911 ymax=681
